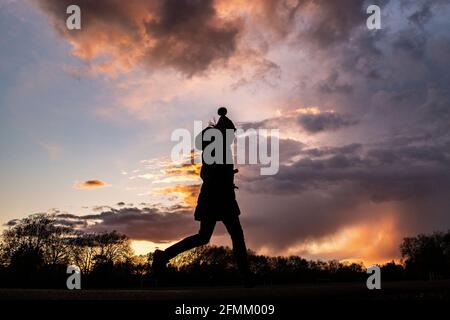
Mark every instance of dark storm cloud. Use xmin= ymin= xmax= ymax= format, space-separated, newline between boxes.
xmin=255 ymin=0 xmax=379 ymax=46
xmin=241 ymin=138 xmax=450 ymax=198
xmin=297 ymin=0 xmax=369 ymax=47
xmin=277 ymin=138 xmax=305 ymax=161
xmin=297 ymin=112 xmax=358 ymax=133
xmin=393 ymin=30 xmax=427 ymax=59
xmin=302 ymin=143 xmax=363 ymax=158
xmin=402 ymin=0 xmax=450 ymax=26
xmin=258 ymin=4 xmax=450 ymax=247
xmin=284 ymin=0 xmax=450 ymax=138
xmin=52 ymin=207 xmax=199 ymax=243
xmin=408 ymin=2 xmax=433 ymax=25
xmin=37 ymin=0 xmax=242 ymax=76
xmin=235 ymin=136 xmax=450 ymax=253
xmin=36 ymin=0 xmax=388 ymax=76
xmin=239 ymin=110 xmax=357 ymax=134
xmin=142 ymin=0 xmax=240 ymax=76
xmin=318 ymin=71 xmax=354 ymax=95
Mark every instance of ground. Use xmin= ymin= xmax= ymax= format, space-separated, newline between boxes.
xmin=1 ymin=280 xmax=449 ymax=300
xmin=1 ymin=282 xmax=448 ymax=318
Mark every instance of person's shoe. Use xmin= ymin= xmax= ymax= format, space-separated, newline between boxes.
xmin=152 ymin=249 xmax=168 ymax=274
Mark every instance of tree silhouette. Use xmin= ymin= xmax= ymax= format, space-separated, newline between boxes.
xmin=1 ymin=214 xmax=73 ymax=267
xmin=0 ymin=213 xmax=449 ymax=288
xmin=401 ymin=230 xmax=450 ymax=279
xmin=0 ymin=213 xmax=132 ymax=287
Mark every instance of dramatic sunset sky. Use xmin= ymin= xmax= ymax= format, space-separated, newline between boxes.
xmin=1 ymin=0 xmax=450 ymax=265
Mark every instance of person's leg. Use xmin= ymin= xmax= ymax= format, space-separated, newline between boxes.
xmin=163 ymin=219 xmax=216 ymax=259
xmin=222 ymin=216 xmax=251 ymax=277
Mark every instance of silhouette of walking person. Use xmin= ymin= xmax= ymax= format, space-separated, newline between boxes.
xmin=152 ymin=107 xmax=253 ymax=286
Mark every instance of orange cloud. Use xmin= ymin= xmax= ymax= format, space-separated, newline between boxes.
xmin=74 ymin=179 xmax=108 ymax=190
xmin=37 ymin=0 xmax=242 ymax=76
xmin=133 ymin=160 xmax=202 ymax=184
xmin=163 ymin=163 xmax=201 ymax=178
xmin=283 ymin=214 xmax=401 ymax=266
xmin=137 ymin=158 xmax=202 ymax=207
xmin=155 ymin=184 xmax=201 ymax=208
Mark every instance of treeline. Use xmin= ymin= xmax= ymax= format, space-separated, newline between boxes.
xmin=0 ymin=214 xmax=449 ymax=288
xmin=0 ymin=214 xmax=139 ymax=288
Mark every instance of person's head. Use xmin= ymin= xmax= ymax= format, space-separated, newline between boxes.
xmin=218 ymin=107 xmax=227 ymax=117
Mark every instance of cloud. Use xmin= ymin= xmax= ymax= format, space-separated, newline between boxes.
xmin=240 ymin=137 xmax=450 ymax=198
xmin=232 ymin=131 xmax=450 ymax=259
xmin=294 ymin=0 xmax=370 ymax=48
xmin=36 ymin=0 xmax=242 ymax=76
xmin=404 ymin=0 xmax=450 ymax=26
xmin=53 ymin=206 xmax=199 ymax=243
xmin=162 ymin=163 xmax=201 ymax=179
xmin=154 ymin=184 xmax=201 ymax=208
xmin=142 ymin=0 xmax=241 ymax=76
xmin=130 ymin=157 xmax=202 ymax=185
xmin=297 ymin=112 xmax=358 ymax=133
xmin=240 ymin=107 xmax=357 ymax=134
xmin=217 ymin=0 xmax=369 ymax=47
xmin=317 ymin=71 xmax=354 ymax=95
xmin=282 ymin=213 xmax=400 ymax=265
xmin=34 ymin=0 xmax=380 ymax=77
xmin=73 ymin=179 xmax=108 ymax=190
